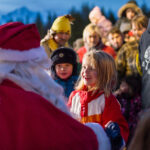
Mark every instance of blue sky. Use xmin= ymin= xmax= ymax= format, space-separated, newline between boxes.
xmin=0 ymin=0 xmax=150 ymax=17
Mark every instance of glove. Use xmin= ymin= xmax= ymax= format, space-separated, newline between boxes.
xmin=105 ymin=122 xmax=123 ymax=150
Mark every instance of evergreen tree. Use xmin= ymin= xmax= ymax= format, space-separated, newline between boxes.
xmin=35 ymin=13 xmax=44 ymax=38
xmin=141 ymin=3 xmax=150 ymax=17
xmin=107 ymin=9 xmax=117 ymax=25
xmin=69 ymin=4 xmax=91 ymax=46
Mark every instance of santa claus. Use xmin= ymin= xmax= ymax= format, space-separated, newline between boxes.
xmin=0 ymin=22 xmax=112 ymax=150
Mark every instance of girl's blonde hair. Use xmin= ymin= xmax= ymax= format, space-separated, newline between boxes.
xmin=75 ymin=50 xmax=117 ymax=97
xmin=83 ymin=23 xmax=101 ymax=42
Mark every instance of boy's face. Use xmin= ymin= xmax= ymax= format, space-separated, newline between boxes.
xmin=55 ymin=63 xmax=73 ymax=80
xmin=132 ymin=23 xmax=146 ymax=40
xmin=126 ymin=8 xmax=135 ymax=20
xmin=108 ymin=33 xmax=123 ymax=50
xmin=81 ymin=58 xmax=98 ymax=89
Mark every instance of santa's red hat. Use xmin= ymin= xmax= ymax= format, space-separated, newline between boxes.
xmin=0 ymin=22 xmax=47 ymax=61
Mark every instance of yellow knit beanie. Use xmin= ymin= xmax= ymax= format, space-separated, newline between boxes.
xmin=51 ymin=15 xmax=74 ymax=35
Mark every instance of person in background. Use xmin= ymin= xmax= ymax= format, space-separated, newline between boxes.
xmin=138 ymin=18 xmax=150 ymax=109
xmin=115 ymin=0 xmax=143 ymax=29
xmin=41 ymin=15 xmax=74 ymax=57
xmin=128 ymin=109 xmax=150 ymax=150
xmin=51 ymin=47 xmax=78 ymax=100
xmin=119 ymin=21 xmax=135 ymax=43
xmin=77 ymin=23 xmax=116 ymax=63
xmin=0 ymin=22 xmax=112 ymax=150
xmin=114 ymin=75 xmax=142 ymax=146
xmin=68 ymin=50 xmax=129 ymax=150
xmin=89 ymin=6 xmax=112 ymax=44
xmin=107 ymin=27 xmax=124 ymax=53
xmin=115 ymin=15 xmax=148 ymax=81
xmin=73 ymin=38 xmax=84 ymax=52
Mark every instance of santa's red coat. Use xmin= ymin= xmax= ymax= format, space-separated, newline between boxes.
xmin=0 ymin=80 xmax=98 ymax=150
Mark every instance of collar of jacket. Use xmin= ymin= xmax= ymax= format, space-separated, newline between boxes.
xmin=48 ymin=38 xmax=69 ymax=51
xmin=79 ymin=87 xmax=104 ymax=104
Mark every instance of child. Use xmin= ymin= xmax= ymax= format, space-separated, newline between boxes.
xmin=89 ymin=6 xmax=112 ymax=41
xmin=116 ymin=1 xmax=143 ymax=29
xmin=77 ymin=23 xmax=116 ymax=63
xmin=68 ymin=50 xmax=129 ymax=150
xmin=51 ymin=47 xmax=78 ymax=99
xmin=115 ymin=15 xmax=148 ymax=81
xmin=114 ymin=75 xmax=142 ymax=146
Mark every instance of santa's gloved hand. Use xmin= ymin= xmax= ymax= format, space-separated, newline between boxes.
xmin=105 ymin=122 xmax=123 ymax=150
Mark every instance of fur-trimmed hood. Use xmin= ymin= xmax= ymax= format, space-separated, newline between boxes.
xmin=118 ymin=3 xmax=143 ymax=18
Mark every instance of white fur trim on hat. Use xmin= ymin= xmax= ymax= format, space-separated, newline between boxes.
xmin=86 ymin=122 xmax=111 ymax=150
xmin=0 ymin=46 xmax=48 ymax=62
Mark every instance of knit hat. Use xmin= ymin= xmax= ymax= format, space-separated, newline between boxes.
xmin=0 ymin=22 xmax=47 ymax=62
xmin=89 ymin=6 xmax=102 ymax=20
xmin=51 ymin=47 xmax=77 ymax=76
xmin=50 ymin=15 xmax=74 ymax=36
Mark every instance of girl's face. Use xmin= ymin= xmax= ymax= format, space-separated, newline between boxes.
xmin=86 ymin=32 xmax=100 ymax=48
xmin=132 ymin=23 xmax=146 ymax=40
xmin=126 ymin=8 xmax=135 ymax=20
xmin=55 ymin=63 xmax=73 ymax=80
xmin=81 ymin=58 xmax=98 ymax=89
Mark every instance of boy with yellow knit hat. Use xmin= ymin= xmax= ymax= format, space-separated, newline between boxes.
xmin=41 ymin=15 xmax=74 ymax=57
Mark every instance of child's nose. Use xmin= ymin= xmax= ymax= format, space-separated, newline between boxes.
xmin=84 ymin=68 xmax=89 ymax=74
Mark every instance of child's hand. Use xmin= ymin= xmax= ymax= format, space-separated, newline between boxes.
xmin=105 ymin=122 xmax=124 ymax=150
xmin=113 ymin=89 xmax=122 ymax=97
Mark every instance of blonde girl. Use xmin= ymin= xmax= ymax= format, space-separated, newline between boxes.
xmin=68 ymin=50 xmax=129 ymax=150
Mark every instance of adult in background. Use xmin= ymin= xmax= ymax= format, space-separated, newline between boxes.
xmin=107 ymin=27 xmax=124 ymax=53
xmin=0 ymin=22 xmax=111 ymax=150
xmin=41 ymin=15 xmax=74 ymax=57
xmin=77 ymin=23 xmax=116 ymax=63
xmin=115 ymin=15 xmax=148 ymax=81
xmin=128 ymin=109 xmax=150 ymax=150
xmin=115 ymin=0 xmax=143 ymax=29
xmin=139 ymin=19 xmax=150 ymax=109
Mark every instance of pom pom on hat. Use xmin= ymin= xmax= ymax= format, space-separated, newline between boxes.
xmin=89 ymin=6 xmax=102 ymax=21
xmin=50 ymin=15 xmax=75 ymax=35
xmin=0 ymin=22 xmax=47 ymax=62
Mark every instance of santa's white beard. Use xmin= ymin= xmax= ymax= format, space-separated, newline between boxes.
xmin=0 ymin=59 xmax=70 ymax=115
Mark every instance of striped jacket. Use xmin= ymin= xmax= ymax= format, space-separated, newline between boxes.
xmin=68 ymin=89 xmax=129 ymax=143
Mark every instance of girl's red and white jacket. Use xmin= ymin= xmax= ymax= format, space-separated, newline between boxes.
xmin=68 ymin=89 xmax=129 ymax=143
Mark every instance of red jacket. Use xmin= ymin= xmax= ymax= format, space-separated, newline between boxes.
xmin=77 ymin=45 xmax=116 ymax=63
xmin=0 ymin=79 xmax=98 ymax=150
xmin=68 ymin=90 xmax=129 ymax=143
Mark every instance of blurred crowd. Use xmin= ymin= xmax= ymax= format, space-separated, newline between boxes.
xmin=0 ymin=0 xmax=150 ymax=150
